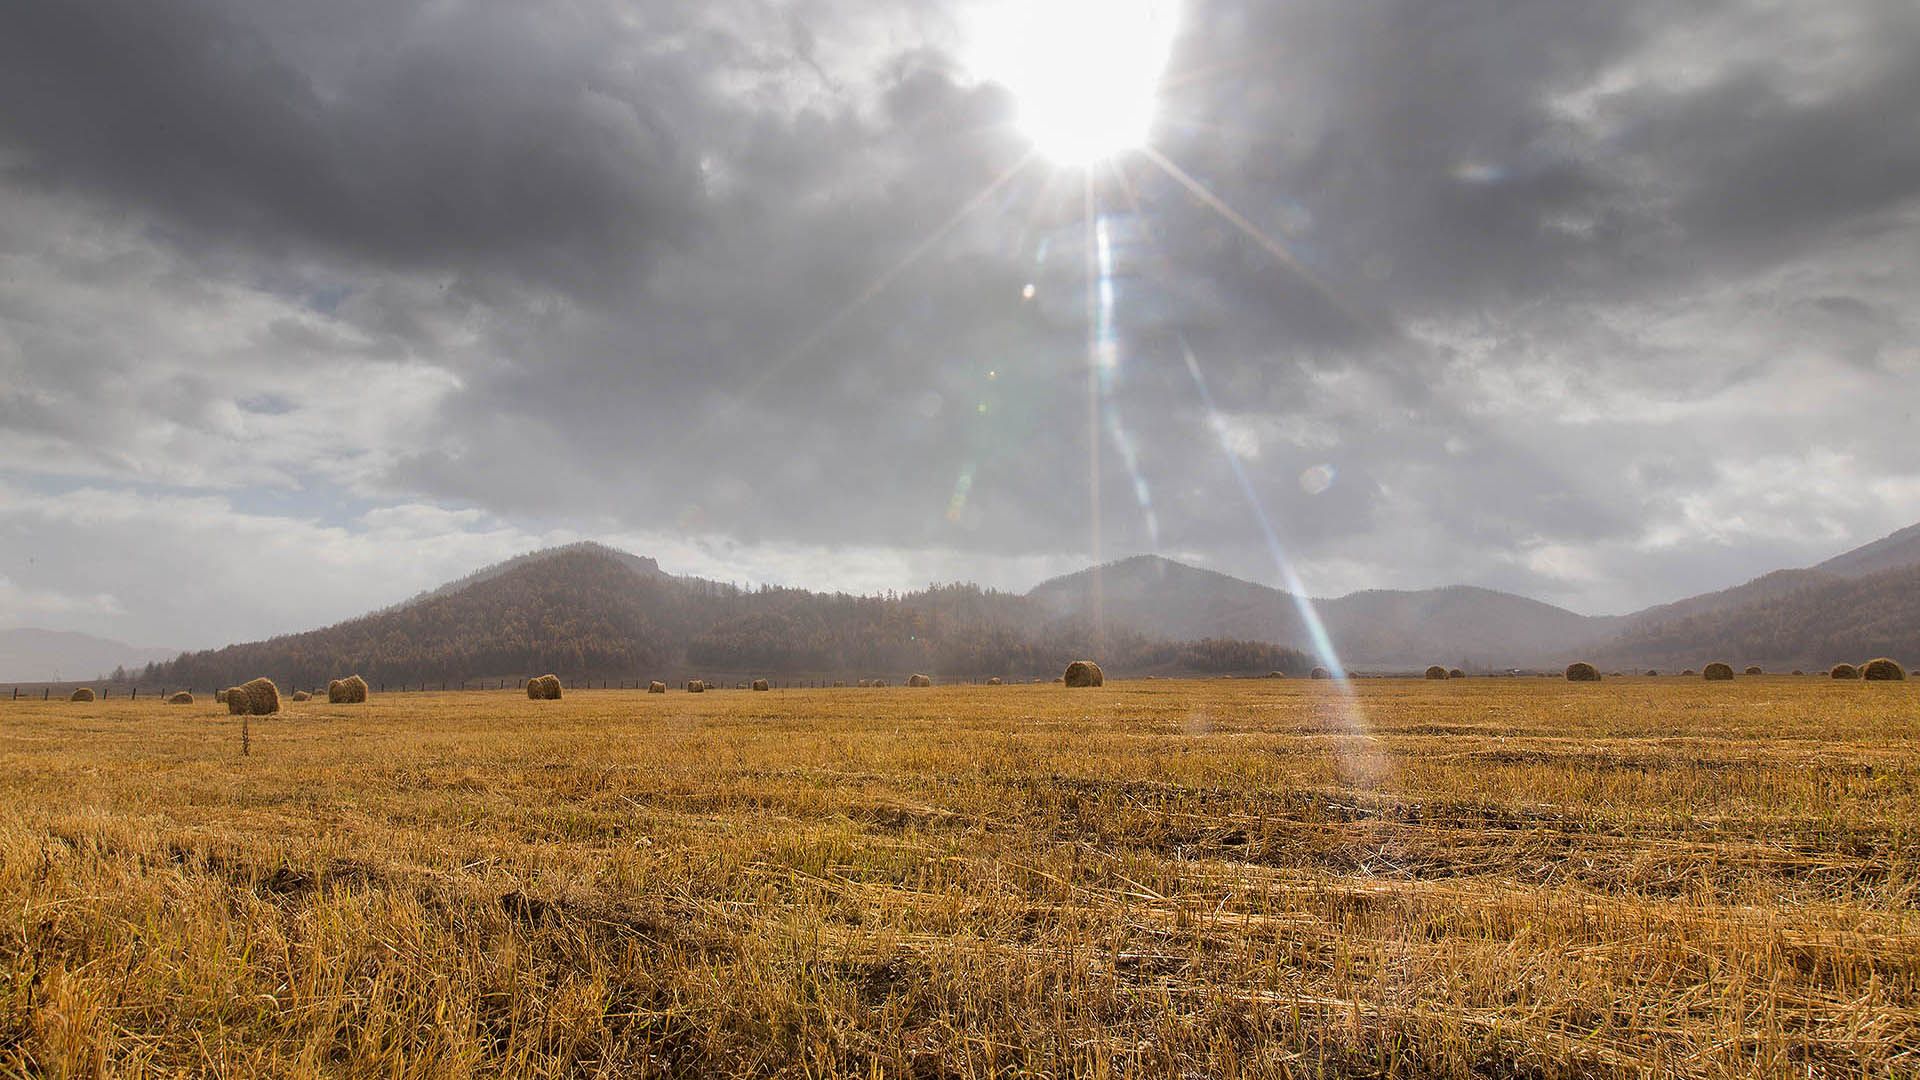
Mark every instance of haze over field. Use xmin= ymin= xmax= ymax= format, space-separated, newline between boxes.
xmin=4 ymin=0 xmax=1919 ymax=661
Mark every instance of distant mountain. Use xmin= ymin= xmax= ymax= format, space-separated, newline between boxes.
xmin=1031 ymin=518 xmax=1920 ymax=670
xmin=1028 ymin=556 xmax=1311 ymax=644
xmin=1813 ymin=521 xmax=1920 ymax=579
xmin=151 ymin=544 xmax=716 ymax=688
xmin=134 ymin=516 xmax=1920 ymax=686
xmin=1595 ymin=521 xmax=1920 ymax=667
xmin=1027 ymin=555 xmax=1611 ymax=668
xmin=1616 ymin=568 xmax=1839 ymax=630
xmin=144 ymin=543 xmax=1310 ymax=688
xmin=0 ymin=628 xmax=179 ymax=683
xmin=1618 ymin=522 xmax=1920 ymax=632
xmin=1599 ymin=561 xmax=1920 ymax=670
xmin=1320 ymin=587 xmax=1618 ymax=670
xmin=387 ymin=542 xmax=667 ymax=611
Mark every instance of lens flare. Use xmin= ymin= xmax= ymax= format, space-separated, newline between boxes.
xmin=1091 ymin=213 xmax=1160 ymax=548
xmin=946 ymin=464 xmax=976 ymax=523
xmin=1179 ymin=340 xmax=1350 ymax=681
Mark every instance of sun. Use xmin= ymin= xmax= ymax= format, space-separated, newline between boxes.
xmin=969 ymin=0 xmax=1181 ymax=167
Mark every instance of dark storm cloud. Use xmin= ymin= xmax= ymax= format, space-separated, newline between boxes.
xmin=1152 ymin=0 xmax=1650 ymax=311
xmin=4 ymin=0 xmax=1920 ymax=637
xmin=0 ymin=0 xmax=708 ymax=292
xmin=1642 ymin=17 xmax=1920 ymax=258
xmin=1156 ymin=0 xmax=1920 ymax=317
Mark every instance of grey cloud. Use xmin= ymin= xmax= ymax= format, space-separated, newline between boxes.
xmin=2 ymin=0 xmax=1919 ymax=630
xmin=0 ymin=0 xmax=709 ymax=293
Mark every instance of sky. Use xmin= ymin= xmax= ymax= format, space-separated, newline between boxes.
xmin=2 ymin=0 xmax=1918 ymax=651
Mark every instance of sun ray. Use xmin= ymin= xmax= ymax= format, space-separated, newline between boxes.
xmin=755 ymin=149 xmax=1039 ymax=393
xmin=1140 ymin=145 xmax=1383 ymax=337
xmin=1108 ymin=162 xmax=1357 ymax=689
xmin=659 ymin=149 xmax=1038 ymax=470
xmin=1156 ymin=115 xmax=1291 ymax=147
xmin=1087 ymin=164 xmax=1161 ymax=552
xmin=1176 ymin=336 xmax=1351 ymax=682
xmin=1156 ymin=41 xmax=1295 ymax=93
xmin=1083 ymin=170 xmax=1105 ymax=647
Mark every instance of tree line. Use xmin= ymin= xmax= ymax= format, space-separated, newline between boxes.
xmin=146 ymin=546 xmax=1313 ymax=688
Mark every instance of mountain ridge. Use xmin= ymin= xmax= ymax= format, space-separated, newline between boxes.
xmin=1026 ymin=555 xmax=1613 ymax=668
xmin=143 ymin=545 xmax=1311 ymax=689
xmin=138 ymin=517 xmax=1920 ymax=685
xmin=1813 ymin=521 xmax=1920 ymax=579
xmin=0 ymin=628 xmax=180 ymax=683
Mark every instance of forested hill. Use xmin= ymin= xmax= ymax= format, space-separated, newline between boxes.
xmin=1597 ymin=561 xmax=1920 ymax=670
xmin=144 ymin=543 xmax=1310 ymax=688
xmin=141 ymin=519 xmax=1920 ymax=689
xmin=1027 ymin=555 xmax=1612 ymax=667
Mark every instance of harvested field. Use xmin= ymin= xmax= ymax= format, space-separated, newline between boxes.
xmin=2 ymin=678 xmax=1915 ymax=1077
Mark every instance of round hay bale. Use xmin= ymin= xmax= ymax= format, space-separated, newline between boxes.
xmin=1645 ymin=670 xmax=1659 ymax=677
xmin=1062 ymin=660 xmax=1103 ymax=687
xmin=329 ymin=674 xmax=369 ymax=704
xmin=527 ymin=674 xmax=563 ymax=700
xmin=871 ymin=678 xmax=888 ymax=688
xmin=1680 ymin=669 xmax=1697 ymax=677
xmin=1266 ymin=671 xmax=1287 ymax=679
xmin=686 ymin=680 xmax=705 ymax=693
xmin=166 ymin=691 xmax=193 ymax=705
xmin=1703 ymin=662 xmax=1735 ymax=681
xmin=214 ymin=688 xmax=228 ymax=704
xmin=1744 ymin=666 xmax=1764 ymax=676
xmin=1053 ymin=676 xmax=1065 ymax=684
xmin=1309 ymin=667 xmax=1331 ymax=680
xmin=292 ymin=690 xmax=312 ymax=702
xmin=648 ymin=680 xmax=666 ymax=693
xmin=237 ymin=677 xmax=280 ymax=715
xmin=69 ymin=687 xmax=95 ymax=702
xmin=987 ymin=677 xmax=1003 ymax=685
xmin=1829 ymin=663 xmax=1860 ymax=680
xmin=1564 ymin=662 xmax=1601 ymax=682
xmin=225 ymin=688 xmax=249 ymax=714
xmin=1424 ymin=665 xmax=1448 ymax=680
xmin=752 ymin=679 xmax=770 ymax=691
xmin=1791 ymin=670 xmax=1805 ymax=676
xmin=327 ymin=679 xmax=342 ymax=700
xmin=1448 ymin=668 xmax=1466 ymax=679
xmin=1861 ymin=657 xmax=1906 ymax=681
xmin=856 ymin=679 xmax=871 ymax=688
xmin=908 ymin=673 xmax=932 ymax=687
